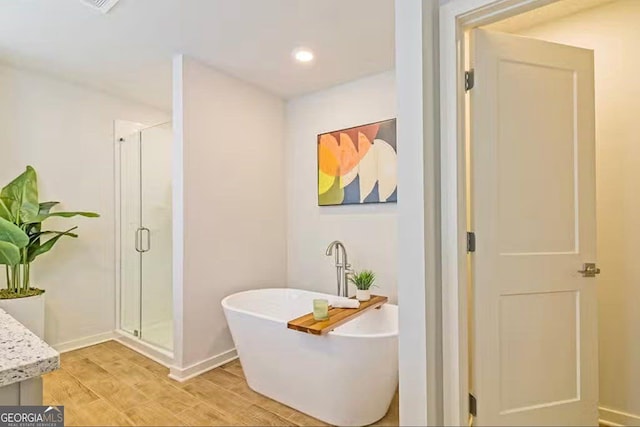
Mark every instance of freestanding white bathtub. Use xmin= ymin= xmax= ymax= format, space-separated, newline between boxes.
xmin=221 ymin=288 xmax=398 ymax=426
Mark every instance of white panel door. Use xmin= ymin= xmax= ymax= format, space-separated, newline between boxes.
xmin=470 ymin=29 xmax=598 ymax=426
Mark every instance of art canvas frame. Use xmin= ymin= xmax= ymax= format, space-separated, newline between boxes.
xmin=317 ymin=118 xmax=397 ymax=206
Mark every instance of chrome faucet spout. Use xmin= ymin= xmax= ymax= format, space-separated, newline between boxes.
xmin=325 ymin=240 xmax=350 ymax=298
xmin=325 ymin=240 xmax=341 ymax=256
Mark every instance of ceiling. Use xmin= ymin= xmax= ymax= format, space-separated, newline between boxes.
xmin=484 ymin=0 xmax=618 ymax=33
xmin=0 ymin=0 xmax=395 ymax=111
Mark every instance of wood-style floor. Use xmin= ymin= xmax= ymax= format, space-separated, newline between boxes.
xmin=43 ymin=340 xmax=399 ymax=426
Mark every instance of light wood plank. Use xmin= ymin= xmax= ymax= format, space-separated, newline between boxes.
xmin=182 ymin=377 xmax=252 ymax=416
xmin=100 ymin=359 xmax=158 ymax=386
xmin=201 ymin=368 xmax=245 ymax=389
xmin=224 ymin=377 xmax=273 ymax=407
xmin=134 ymin=379 xmax=200 ymax=413
xmin=42 ymin=369 xmax=99 ymax=406
xmin=254 ymin=397 xmax=299 ymax=421
xmin=286 ymin=410 xmax=331 ymax=426
xmin=202 ymin=368 xmax=316 ymax=424
xmin=44 ymin=340 xmax=398 ymax=427
xmin=220 ymin=359 xmax=245 ymax=379
xmin=69 ymin=398 xmax=134 ymax=426
xmin=60 ymin=345 xmax=103 ymax=366
xmin=83 ymin=376 xmax=150 ymax=412
xmin=177 ymin=402 xmax=234 ymax=426
xmin=61 ymin=405 xmax=84 ymax=427
xmin=134 ymin=358 xmax=170 ymax=377
xmin=85 ymin=347 xmax=123 ymax=365
xmin=63 ymin=358 xmax=112 ymax=384
xmin=235 ymin=404 xmax=295 ymax=426
xmin=124 ymin=401 xmax=185 ymax=426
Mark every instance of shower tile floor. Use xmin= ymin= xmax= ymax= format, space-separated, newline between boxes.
xmin=43 ymin=341 xmax=399 ymax=426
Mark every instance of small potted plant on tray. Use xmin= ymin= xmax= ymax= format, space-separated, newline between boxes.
xmin=0 ymin=166 xmax=98 ymax=338
xmin=349 ymin=270 xmax=377 ymax=302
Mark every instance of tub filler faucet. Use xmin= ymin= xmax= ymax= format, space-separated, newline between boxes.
xmin=325 ymin=241 xmax=353 ymax=298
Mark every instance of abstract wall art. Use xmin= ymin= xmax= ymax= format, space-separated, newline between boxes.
xmin=318 ymin=118 xmax=397 ymax=206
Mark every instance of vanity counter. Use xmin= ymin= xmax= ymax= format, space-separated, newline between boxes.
xmin=0 ymin=308 xmax=59 ymax=388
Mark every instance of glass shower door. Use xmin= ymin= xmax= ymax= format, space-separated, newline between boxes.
xmin=119 ymin=122 xmax=173 ymax=352
xmin=140 ymin=122 xmax=173 ymax=350
xmin=119 ymin=130 xmax=142 ymax=338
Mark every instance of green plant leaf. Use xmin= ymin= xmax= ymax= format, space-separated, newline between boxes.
xmin=30 ymin=230 xmax=79 ymax=240
xmin=27 ymin=229 xmax=78 ymax=255
xmin=348 ymin=270 xmax=376 ymax=290
xmin=25 ymin=222 xmax=40 ymax=239
xmin=39 ymin=201 xmax=59 ymax=215
xmin=26 ymin=211 xmax=100 ymax=223
xmin=0 ymin=166 xmax=39 ymax=224
xmin=0 ymin=241 xmax=20 ymax=265
xmin=0 ymin=199 xmax=12 ymax=221
xmin=45 ymin=211 xmax=100 ymax=218
xmin=0 ymin=217 xmax=29 ymax=248
xmin=0 ymin=167 xmax=99 ymax=274
xmin=27 ymin=226 xmax=78 ymax=263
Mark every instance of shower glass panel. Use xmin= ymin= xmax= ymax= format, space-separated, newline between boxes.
xmin=119 ymin=122 xmax=173 ymax=351
xmin=119 ymin=130 xmax=142 ymax=338
xmin=140 ymin=122 xmax=173 ymax=350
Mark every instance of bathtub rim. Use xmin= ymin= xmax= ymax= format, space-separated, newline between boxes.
xmin=221 ymin=288 xmax=398 ymax=339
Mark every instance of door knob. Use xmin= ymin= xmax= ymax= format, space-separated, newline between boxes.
xmin=578 ymin=263 xmax=601 ymax=278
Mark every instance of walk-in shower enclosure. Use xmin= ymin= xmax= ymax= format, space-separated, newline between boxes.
xmin=116 ymin=121 xmax=173 ymax=354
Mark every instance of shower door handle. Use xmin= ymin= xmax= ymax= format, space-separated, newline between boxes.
xmin=135 ymin=228 xmax=143 ymax=253
xmin=140 ymin=227 xmax=151 ymax=253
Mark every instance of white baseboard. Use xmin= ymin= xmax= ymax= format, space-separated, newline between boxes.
xmin=53 ymin=331 xmax=117 ymax=353
xmin=169 ymin=348 xmax=237 ymax=382
xmin=599 ymin=406 xmax=640 ymax=426
xmin=52 ymin=332 xmax=236 ymax=384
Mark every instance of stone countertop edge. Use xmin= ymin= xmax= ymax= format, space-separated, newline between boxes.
xmin=0 ymin=308 xmax=60 ymax=388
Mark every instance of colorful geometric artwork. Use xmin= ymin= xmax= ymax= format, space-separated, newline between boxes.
xmin=318 ymin=118 xmax=397 ymax=206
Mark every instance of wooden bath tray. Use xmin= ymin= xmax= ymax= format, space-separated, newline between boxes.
xmin=287 ymin=295 xmax=388 ymax=336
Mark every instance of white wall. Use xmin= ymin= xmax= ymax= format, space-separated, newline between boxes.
xmin=396 ymin=1 xmax=442 ymax=425
xmin=0 ymin=64 xmax=168 ymax=349
xmin=173 ymin=56 xmax=287 ymax=372
xmin=286 ymin=71 xmax=398 ymax=301
xmin=515 ymin=1 xmax=640 ymax=423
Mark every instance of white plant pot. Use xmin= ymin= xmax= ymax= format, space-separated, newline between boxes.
xmin=0 ymin=293 xmax=45 ymax=339
xmin=356 ymin=289 xmax=371 ymax=302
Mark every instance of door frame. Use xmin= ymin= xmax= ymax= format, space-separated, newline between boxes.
xmin=438 ymin=1 xmax=563 ymax=424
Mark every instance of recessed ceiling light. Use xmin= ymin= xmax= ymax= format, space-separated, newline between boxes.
xmin=292 ymin=47 xmax=315 ymax=64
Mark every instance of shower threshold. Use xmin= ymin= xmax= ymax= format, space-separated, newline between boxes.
xmin=114 ymin=329 xmax=174 ymax=367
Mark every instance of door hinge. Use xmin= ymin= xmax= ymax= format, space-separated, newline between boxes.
xmin=467 ymin=232 xmax=476 ymax=253
xmin=465 ymin=69 xmax=475 ymax=91
xmin=469 ymin=393 xmax=477 ymax=417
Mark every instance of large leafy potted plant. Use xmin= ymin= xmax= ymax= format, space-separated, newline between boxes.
xmin=0 ymin=166 xmax=98 ymax=338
